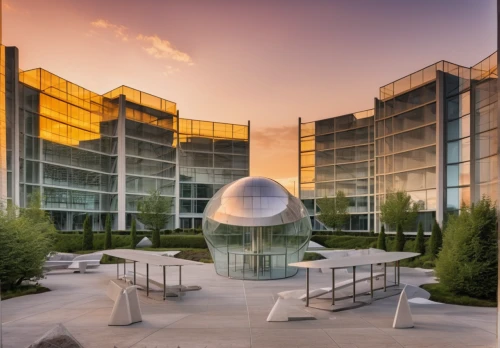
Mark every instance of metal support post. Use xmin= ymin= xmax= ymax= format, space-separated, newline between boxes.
xmin=352 ymin=266 xmax=356 ymax=303
xmin=331 ymin=268 xmax=335 ymax=306
xmin=163 ymin=266 xmax=166 ymax=300
xmin=397 ymin=260 xmax=400 ymax=286
xmin=116 ymin=262 xmax=119 ymax=280
xmin=146 ymin=263 xmax=149 ymax=297
xmin=179 ymin=266 xmax=182 ymax=300
xmin=370 ymin=264 xmax=373 ymax=298
xmin=394 ymin=262 xmax=396 ymax=285
xmin=306 ymin=268 xmax=310 ymax=307
xmin=133 ymin=261 xmax=136 ymax=285
xmin=124 ymin=258 xmax=126 ymax=277
xmin=384 ymin=263 xmax=387 ymax=292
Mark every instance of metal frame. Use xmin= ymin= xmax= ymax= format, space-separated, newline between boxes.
xmin=304 ymin=260 xmax=403 ymax=310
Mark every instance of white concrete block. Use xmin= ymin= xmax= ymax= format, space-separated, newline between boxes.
xmin=393 ymin=288 xmax=414 ymax=329
xmin=78 ymin=261 xmax=87 ymax=274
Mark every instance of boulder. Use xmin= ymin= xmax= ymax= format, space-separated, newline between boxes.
xmin=136 ymin=236 xmax=153 ymax=248
xmin=27 ymin=323 xmax=83 ymax=348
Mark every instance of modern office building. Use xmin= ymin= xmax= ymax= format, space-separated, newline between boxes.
xmin=299 ymin=52 xmax=498 ymax=233
xmin=0 ymin=45 xmax=249 ymax=231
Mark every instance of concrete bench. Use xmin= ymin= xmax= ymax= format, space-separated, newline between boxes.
xmin=106 ymin=280 xmax=142 ymax=326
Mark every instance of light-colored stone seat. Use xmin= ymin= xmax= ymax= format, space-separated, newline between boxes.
xmin=106 ymin=280 xmax=142 ymax=326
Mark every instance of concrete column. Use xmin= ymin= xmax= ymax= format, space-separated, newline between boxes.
xmin=174 ymin=110 xmax=180 ymax=229
xmin=117 ymin=95 xmax=126 ymax=230
xmin=373 ymin=98 xmax=379 ymax=234
xmin=496 ymin=1 xmax=500 ymax=342
xmin=469 ymin=80 xmax=476 ymax=203
xmin=435 ymin=71 xmax=446 ymax=226
xmin=6 ymin=47 xmax=20 ymax=207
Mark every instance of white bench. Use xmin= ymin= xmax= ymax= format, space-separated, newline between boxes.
xmin=106 ymin=280 xmax=142 ymax=326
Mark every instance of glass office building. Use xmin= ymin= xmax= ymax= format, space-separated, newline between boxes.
xmin=300 ymin=52 xmax=498 ymax=233
xmin=0 ymin=45 xmax=249 ymax=231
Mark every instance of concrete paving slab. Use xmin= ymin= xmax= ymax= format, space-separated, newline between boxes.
xmin=1 ymin=262 xmax=496 ymax=348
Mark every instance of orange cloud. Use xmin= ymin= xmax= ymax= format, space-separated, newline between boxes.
xmin=136 ymin=34 xmax=194 ymax=65
xmin=163 ymin=65 xmax=180 ymax=77
xmin=3 ymin=2 xmax=16 ymax=11
xmin=91 ymin=19 xmax=129 ymax=41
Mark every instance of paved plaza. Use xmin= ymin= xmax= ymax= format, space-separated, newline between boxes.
xmin=1 ymin=263 xmax=496 ymax=348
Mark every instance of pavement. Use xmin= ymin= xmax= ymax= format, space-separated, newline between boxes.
xmin=1 ymin=262 xmax=496 ymax=348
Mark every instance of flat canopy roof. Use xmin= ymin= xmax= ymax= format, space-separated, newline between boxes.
xmin=289 ymin=252 xmax=419 ymax=269
xmin=103 ymin=249 xmax=203 ymax=267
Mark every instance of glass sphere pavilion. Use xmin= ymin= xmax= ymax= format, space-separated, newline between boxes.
xmin=202 ymin=177 xmax=312 ymax=280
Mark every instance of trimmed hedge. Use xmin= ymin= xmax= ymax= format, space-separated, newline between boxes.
xmin=160 ymin=235 xmax=207 ymax=249
xmin=311 ymin=235 xmax=377 ymax=249
xmin=54 ymin=234 xmax=208 ymax=252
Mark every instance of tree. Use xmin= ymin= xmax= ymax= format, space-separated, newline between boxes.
xmin=395 ymin=223 xmax=405 ymax=251
xmin=435 ymin=197 xmax=497 ymax=300
xmin=414 ymin=222 xmax=425 ymax=255
xmin=316 ymin=190 xmax=349 ymax=231
xmin=82 ymin=215 xmax=93 ymax=251
xmin=380 ymin=190 xmax=420 ymax=231
xmin=137 ymin=190 xmax=173 ymax=248
xmin=130 ymin=218 xmax=137 ymax=249
xmin=104 ymin=214 xmax=112 ymax=250
xmin=0 ymin=192 xmax=56 ymax=290
xmin=377 ymin=225 xmax=387 ymax=251
xmin=429 ymin=219 xmax=442 ymax=258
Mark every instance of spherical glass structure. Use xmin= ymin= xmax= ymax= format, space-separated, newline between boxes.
xmin=203 ymin=177 xmax=312 ymax=280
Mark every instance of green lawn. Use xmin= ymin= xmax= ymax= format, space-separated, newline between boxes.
xmin=420 ymin=283 xmax=497 ymax=307
xmin=1 ymin=285 xmax=51 ymax=301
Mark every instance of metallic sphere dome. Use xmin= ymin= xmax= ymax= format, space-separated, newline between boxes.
xmin=203 ymin=176 xmax=309 ymax=227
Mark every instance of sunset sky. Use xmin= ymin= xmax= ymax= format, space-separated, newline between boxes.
xmin=2 ymin=0 xmax=496 ymax=194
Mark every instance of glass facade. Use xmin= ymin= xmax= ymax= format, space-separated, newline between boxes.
xmin=2 ymin=50 xmax=250 ymax=230
xmin=178 ymin=119 xmax=249 ymax=229
xmin=300 ymin=110 xmax=374 ymax=231
xmin=300 ymin=52 xmax=499 ymax=233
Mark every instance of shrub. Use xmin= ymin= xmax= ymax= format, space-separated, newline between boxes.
xmin=130 ymin=218 xmax=137 ymax=249
xmin=395 ymin=223 xmax=405 ymax=251
xmin=435 ymin=197 xmax=497 ymax=300
xmin=302 ymin=252 xmax=326 ymax=261
xmin=54 ymin=234 xmax=131 ymax=252
xmin=429 ymin=219 xmax=442 ymax=258
xmin=175 ymin=249 xmax=212 ymax=262
xmin=415 ymin=222 xmax=425 ymax=255
xmin=0 ymin=194 xmax=56 ymax=290
xmin=82 ymin=215 xmax=93 ymax=251
xmin=104 ymin=214 xmax=112 ymax=250
xmin=377 ymin=225 xmax=386 ymax=251
xmin=311 ymin=235 xmax=378 ymax=249
xmin=160 ymin=235 xmax=207 ymax=249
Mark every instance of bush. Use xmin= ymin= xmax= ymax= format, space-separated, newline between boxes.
xmin=130 ymin=219 xmax=137 ymax=249
xmin=395 ymin=223 xmax=405 ymax=251
xmin=377 ymin=225 xmax=386 ymax=251
xmin=175 ymin=249 xmax=212 ymax=263
xmin=415 ymin=222 xmax=425 ymax=255
xmin=429 ymin=219 xmax=442 ymax=258
xmin=0 ymin=194 xmax=56 ymax=290
xmin=302 ymin=252 xmax=326 ymax=261
xmin=54 ymin=234 xmax=131 ymax=252
xmin=311 ymin=235 xmax=378 ymax=249
xmin=104 ymin=214 xmax=112 ymax=250
xmin=82 ymin=215 xmax=93 ymax=251
xmin=160 ymin=235 xmax=207 ymax=249
xmin=152 ymin=229 xmax=160 ymax=248
xmin=435 ymin=197 xmax=497 ymax=300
